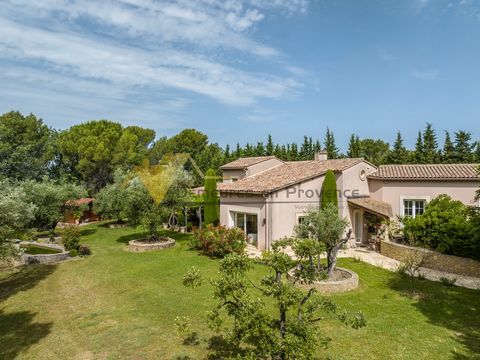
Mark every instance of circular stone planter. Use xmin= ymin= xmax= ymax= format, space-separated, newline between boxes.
xmin=288 ymin=267 xmax=359 ymax=294
xmin=19 ymin=242 xmax=69 ymax=265
xmin=107 ymin=222 xmax=129 ymax=229
xmin=128 ymin=237 xmax=176 ymax=252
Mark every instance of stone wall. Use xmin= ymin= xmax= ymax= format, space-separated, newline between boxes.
xmin=380 ymin=240 xmax=480 ymax=277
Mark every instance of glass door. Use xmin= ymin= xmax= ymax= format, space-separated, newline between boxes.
xmin=354 ymin=210 xmax=363 ymax=245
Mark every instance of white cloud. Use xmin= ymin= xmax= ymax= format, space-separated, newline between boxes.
xmin=412 ymin=68 xmax=439 ymax=81
xmin=0 ymin=1 xmax=309 ymax=107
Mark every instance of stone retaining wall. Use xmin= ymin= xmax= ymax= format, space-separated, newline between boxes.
xmin=288 ymin=267 xmax=359 ymax=293
xmin=380 ymin=240 xmax=480 ymax=277
xmin=20 ymin=242 xmax=69 ymax=265
xmin=128 ymin=238 xmax=176 ymax=252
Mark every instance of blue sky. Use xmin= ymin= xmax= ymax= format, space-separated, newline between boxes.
xmin=0 ymin=0 xmax=479 ymax=151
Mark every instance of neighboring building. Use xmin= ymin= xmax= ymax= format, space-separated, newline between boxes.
xmin=63 ymin=198 xmax=101 ymax=224
xmin=218 ymin=153 xmax=480 ymax=251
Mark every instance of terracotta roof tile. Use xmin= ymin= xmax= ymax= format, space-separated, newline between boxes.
xmin=218 ymin=158 xmax=365 ymax=194
xmin=65 ymin=198 xmax=94 ymax=206
xmin=368 ymin=164 xmax=480 ymax=180
xmin=348 ymin=197 xmax=393 ymax=218
xmin=220 ymin=156 xmax=279 ymax=170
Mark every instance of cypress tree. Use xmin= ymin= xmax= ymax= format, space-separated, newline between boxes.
xmin=204 ymin=169 xmax=219 ymax=225
xmin=422 ymin=123 xmax=439 ymax=163
xmin=453 ymin=130 xmax=474 ymax=163
xmin=266 ymin=134 xmax=274 ymax=156
xmin=388 ymin=131 xmax=408 ymax=164
xmin=290 ymin=143 xmax=299 ymax=160
xmin=413 ymin=131 xmax=424 ymax=163
xmin=321 ymin=170 xmax=338 ymax=209
xmin=255 ymin=142 xmax=265 ymax=156
xmin=314 ymin=139 xmax=322 ymax=152
xmin=442 ymin=131 xmax=455 ymax=163
xmin=347 ymin=134 xmax=361 ymax=158
xmin=324 ymin=128 xmax=340 ymax=159
xmin=234 ymin=143 xmax=242 ymax=158
xmin=475 ymin=141 xmax=480 ymax=162
xmin=224 ymin=144 xmax=230 ymax=162
xmin=300 ymin=136 xmax=310 ymax=160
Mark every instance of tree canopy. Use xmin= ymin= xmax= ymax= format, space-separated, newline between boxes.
xmin=0 ymin=111 xmax=55 ymax=180
xmin=57 ymin=120 xmax=155 ymax=192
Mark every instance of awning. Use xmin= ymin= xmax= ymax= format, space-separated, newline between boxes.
xmin=347 ymin=197 xmax=393 ymax=218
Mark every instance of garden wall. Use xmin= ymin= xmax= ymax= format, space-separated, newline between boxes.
xmin=380 ymin=240 xmax=480 ymax=277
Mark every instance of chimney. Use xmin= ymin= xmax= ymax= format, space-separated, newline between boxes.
xmin=314 ymin=150 xmax=328 ymax=161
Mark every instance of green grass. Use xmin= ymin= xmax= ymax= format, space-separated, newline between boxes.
xmin=1 ymin=222 xmax=479 ymax=359
xmin=20 ymin=245 xmax=62 ymax=255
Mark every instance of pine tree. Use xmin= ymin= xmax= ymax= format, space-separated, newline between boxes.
xmin=413 ymin=131 xmax=424 ymax=163
xmin=442 ymin=131 xmax=455 ymax=163
xmin=204 ymin=169 xmax=219 ymax=225
xmin=453 ymin=130 xmax=474 ymax=163
xmin=321 ymin=170 xmax=338 ymax=209
xmin=314 ymin=140 xmax=322 ymax=152
xmin=324 ymin=128 xmax=339 ymax=159
xmin=347 ymin=134 xmax=361 ymax=158
xmin=388 ymin=131 xmax=408 ymax=164
xmin=266 ymin=134 xmax=274 ymax=156
xmin=422 ymin=123 xmax=439 ymax=163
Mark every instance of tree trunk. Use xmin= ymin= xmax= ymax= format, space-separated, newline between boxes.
xmin=326 ymin=230 xmax=352 ymax=279
xmin=196 ymin=207 xmax=203 ymax=229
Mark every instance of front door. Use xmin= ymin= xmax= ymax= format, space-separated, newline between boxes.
xmin=354 ymin=210 xmax=363 ymax=245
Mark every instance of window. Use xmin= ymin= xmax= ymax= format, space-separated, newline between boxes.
xmin=403 ymin=200 xmax=425 ymax=218
xmin=233 ymin=212 xmax=258 ymax=245
xmin=297 ymin=215 xmax=307 ymax=225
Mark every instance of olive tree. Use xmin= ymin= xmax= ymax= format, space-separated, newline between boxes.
xmin=21 ymin=179 xmax=87 ymax=230
xmin=0 ymin=181 xmax=36 ymax=261
xmin=295 ymin=204 xmax=351 ymax=278
xmin=182 ymin=241 xmax=365 ymax=359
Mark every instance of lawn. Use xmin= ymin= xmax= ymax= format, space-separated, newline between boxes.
xmin=0 ymin=222 xmax=479 ymax=360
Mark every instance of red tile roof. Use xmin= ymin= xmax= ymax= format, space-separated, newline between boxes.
xmin=65 ymin=198 xmax=95 ymax=206
xmin=348 ymin=197 xmax=393 ymax=218
xmin=368 ymin=164 xmax=480 ymax=180
xmin=220 ymin=156 xmax=279 ymax=170
xmin=218 ymin=158 xmax=365 ymax=194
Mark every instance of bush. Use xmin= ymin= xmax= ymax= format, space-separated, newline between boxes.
xmin=191 ymin=225 xmax=246 ymax=257
xmin=402 ymin=195 xmax=479 ymax=260
xmin=78 ymin=245 xmax=91 ymax=256
xmin=69 ymin=248 xmax=78 ymax=257
xmin=62 ymin=225 xmax=80 ymax=251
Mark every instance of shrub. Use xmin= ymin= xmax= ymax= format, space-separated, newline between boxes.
xmin=69 ymin=248 xmax=78 ymax=257
xmin=440 ymin=277 xmax=457 ymax=286
xmin=396 ymin=250 xmax=429 ymax=279
xmin=78 ymin=245 xmax=91 ymax=256
xmin=402 ymin=195 xmax=478 ymax=260
xmin=62 ymin=225 xmax=80 ymax=251
xmin=192 ymin=225 xmax=246 ymax=257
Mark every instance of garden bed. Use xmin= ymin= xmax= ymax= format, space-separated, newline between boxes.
xmin=128 ymin=237 xmax=176 ymax=252
xmin=19 ymin=242 xmax=69 ymax=265
xmin=288 ymin=267 xmax=359 ymax=294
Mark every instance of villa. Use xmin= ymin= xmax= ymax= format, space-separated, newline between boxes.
xmin=218 ymin=152 xmax=480 ymax=251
